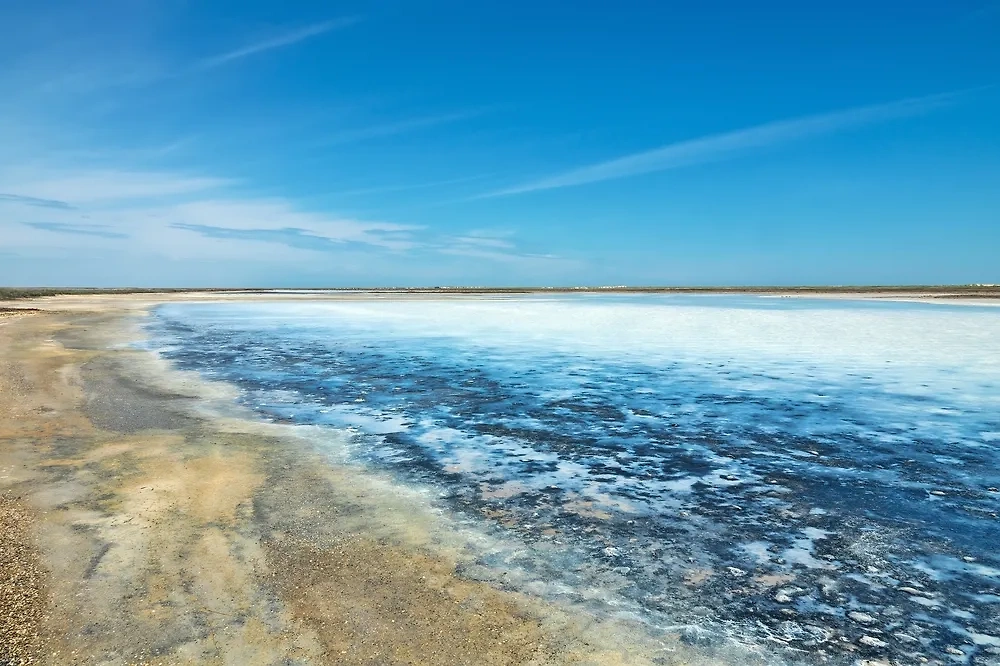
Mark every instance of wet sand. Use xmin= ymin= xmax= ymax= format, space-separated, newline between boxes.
xmin=0 ymin=297 xmax=709 ymax=666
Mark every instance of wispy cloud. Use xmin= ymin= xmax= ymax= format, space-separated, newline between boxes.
xmin=487 ymin=91 xmax=967 ymax=197
xmin=1 ymin=170 xmax=230 ymax=204
xmin=438 ymin=245 xmax=557 ymax=264
xmin=318 ymin=111 xmax=479 ymax=145
xmin=171 ymin=223 xmax=405 ymax=253
xmin=0 ymin=193 xmax=75 ymax=209
xmin=196 ymin=18 xmax=359 ymax=70
xmin=327 ymin=174 xmax=490 ymax=197
xmin=450 ymin=235 xmax=515 ymax=250
xmin=445 ymin=229 xmax=517 ymax=251
xmin=433 ymin=229 xmax=557 ymax=264
xmin=2 ymin=169 xmax=424 ymax=258
xmin=5 ymin=166 xmax=545 ymax=262
xmin=165 ymin=200 xmax=420 ymax=251
xmin=23 ymin=221 xmax=128 ymax=239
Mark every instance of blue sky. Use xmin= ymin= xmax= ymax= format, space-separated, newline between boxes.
xmin=1 ymin=0 xmax=998 ymax=287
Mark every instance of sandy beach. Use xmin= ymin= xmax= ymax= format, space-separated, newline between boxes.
xmin=0 ymin=295 xmax=692 ymax=666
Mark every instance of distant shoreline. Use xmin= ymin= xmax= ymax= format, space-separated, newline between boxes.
xmin=3 ymin=284 xmax=1000 ymax=302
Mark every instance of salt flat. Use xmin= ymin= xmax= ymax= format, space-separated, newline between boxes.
xmin=2 ymin=292 xmax=999 ymax=665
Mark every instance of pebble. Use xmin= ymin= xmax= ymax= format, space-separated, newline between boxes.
xmin=726 ymin=567 xmax=746 ymax=577
xmin=858 ymin=635 xmax=888 ymax=648
xmin=848 ymin=611 xmax=877 ymax=624
xmin=774 ymin=592 xmax=793 ymax=603
xmin=944 ymin=646 xmax=965 ymax=656
xmin=930 ymin=490 xmax=947 ymax=496
xmin=898 ymin=586 xmax=929 ymax=597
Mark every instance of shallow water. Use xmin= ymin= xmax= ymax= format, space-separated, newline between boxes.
xmin=146 ymin=295 xmax=1000 ymax=664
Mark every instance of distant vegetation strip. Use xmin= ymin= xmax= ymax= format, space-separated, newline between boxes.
xmin=2 ymin=285 xmax=998 ymax=300
xmin=0 ymin=287 xmax=225 ymax=300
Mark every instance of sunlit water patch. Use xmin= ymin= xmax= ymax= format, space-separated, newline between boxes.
xmin=146 ymin=295 xmax=1000 ymax=664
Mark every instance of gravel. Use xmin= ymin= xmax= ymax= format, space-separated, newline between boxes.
xmin=0 ymin=494 xmax=46 ymax=665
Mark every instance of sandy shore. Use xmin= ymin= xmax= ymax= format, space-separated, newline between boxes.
xmin=1 ymin=296 xmax=734 ymax=666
